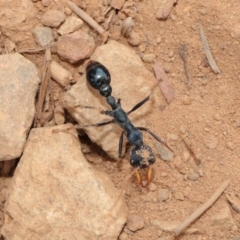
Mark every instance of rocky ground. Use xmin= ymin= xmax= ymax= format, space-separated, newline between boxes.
xmin=0 ymin=0 xmax=240 ymax=239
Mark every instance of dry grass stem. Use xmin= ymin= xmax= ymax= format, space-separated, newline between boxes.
xmin=34 ymin=48 xmax=52 ymax=127
xmin=173 ymin=179 xmax=230 ymax=236
xmin=199 ymin=23 xmax=220 ymax=74
xmin=67 ymin=1 xmax=105 ymax=34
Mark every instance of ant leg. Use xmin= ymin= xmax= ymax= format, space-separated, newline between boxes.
xmin=73 ymin=104 xmax=99 ymax=110
xmin=127 ymin=83 xmax=158 ymax=115
xmin=137 ymin=127 xmax=173 ymax=152
xmin=118 ymin=131 xmax=125 ymax=158
xmin=75 ymin=119 xmax=114 ymax=129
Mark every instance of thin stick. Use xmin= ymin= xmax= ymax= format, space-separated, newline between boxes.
xmin=179 ymin=44 xmax=191 ymax=89
xmin=34 ymin=48 xmax=52 ymax=127
xmin=199 ymin=23 xmax=220 ymax=74
xmin=67 ymin=1 xmax=105 ymax=34
xmin=18 ymin=43 xmax=56 ymax=53
xmin=180 ymin=134 xmax=201 ymax=165
xmin=173 ymin=179 xmax=230 ymax=236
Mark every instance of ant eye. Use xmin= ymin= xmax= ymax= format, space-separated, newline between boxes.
xmin=130 ymin=145 xmax=155 ymax=168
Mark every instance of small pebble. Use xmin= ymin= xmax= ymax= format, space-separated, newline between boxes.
xmin=65 ymin=7 xmax=72 ymax=15
xmin=182 ymin=95 xmax=192 ymax=105
xmin=54 ymin=106 xmax=65 ymax=125
xmin=168 ymin=50 xmax=174 ymax=57
xmin=128 ymin=31 xmax=141 ymax=46
xmin=58 ymin=16 xmax=83 ymax=35
xmin=183 ymin=186 xmax=191 ymax=198
xmin=204 ymin=135 xmax=218 ymax=149
xmin=142 ymin=53 xmax=156 ymax=63
xmin=226 ymin=142 xmax=234 ymax=151
xmin=161 ymin=172 xmax=167 ymax=177
xmin=127 ymin=214 xmax=144 ymax=232
xmin=182 ymin=151 xmax=190 ymax=162
xmin=198 ymin=8 xmax=207 ymax=15
xmin=187 ymin=168 xmax=200 ymax=181
xmin=163 ymin=64 xmax=171 ymax=73
xmin=174 ymin=191 xmax=184 ymax=201
xmin=41 ymin=10 xmax=66 ymax=27
xmin=198 ymin=168 xmax=204 ymax=177
xmin=157 ymin=189 xmax=169 ymax=202
xmin=170 ymin=14 xmax=177 ymax=21
xmin=42 ymin=0 xmax=51 ymax=7
xmin=155 ymin=142 xmax=174 ymax=161
xmin=177 ymin=165 xmax=187 ymax=175
xmin=156 ymin=37 xmax=161 ymax=43
xmin=213 ymin=113 xmax=221 ymax=121
xmin=157 ymin=229 xmax=163 ymax=236
xmin=148 ymin=182 xmax=157 ymax=191
xmin=138 ymin=44 xmax=146 ymax=53
xmin=32 ymin=26 xmax=54 ymax=47
xmin=179 ymin=125 xmax=187 ymax=134
xmin=167 ymin=133 xmax=178 ymax=141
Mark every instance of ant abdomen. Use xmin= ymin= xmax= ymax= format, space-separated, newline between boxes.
xmin=86 ymin=61 xmax=112 ymax=97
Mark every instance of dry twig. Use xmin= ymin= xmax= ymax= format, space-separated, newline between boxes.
xmin=199 ymin=23 xmax=220 ymax=74
xmin=179 ymin=44 xmax=191 ymax=89
xmin=173 ymin=179 xmax=230 ymax=236
xmin=34 ymin=48 xmax=52 ymax=127
xmin=67 ymin=1 xmax=105 ymax=34
xmin=180 ymin=134 xmax=201 ymax=165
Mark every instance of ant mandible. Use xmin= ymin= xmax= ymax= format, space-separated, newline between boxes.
xmin=83 ymin=61 xmax=171 ymax=186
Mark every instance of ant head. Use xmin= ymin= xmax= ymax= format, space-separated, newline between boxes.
xmin=86 ymin=61 xmax=112 ymax=97
xmin=130 ymin=145 xmax=155 ymax=169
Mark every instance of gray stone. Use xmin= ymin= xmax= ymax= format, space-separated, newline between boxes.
xmin=63 ymin=40 xmax=160 ymax=159
xmin=1 ymin=124 xmax=127 ymax=240
xmin=155 ymin=142 xmax=174 ymax=161
xmin=0 ymin=53 xmax=40 ymax=161
xmin=32 ymin=26 xmax=54 ymax=46
xmin=187 ymin=168 xmax=200 ymax=181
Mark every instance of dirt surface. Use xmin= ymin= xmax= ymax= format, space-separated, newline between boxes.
xmin=1 ymin=0 xmax=240 ymax=239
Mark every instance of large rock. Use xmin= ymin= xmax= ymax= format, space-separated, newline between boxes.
xmin=0 ymin=53 xmax=40 ymax=161
xmin=1 ymin=124 xmax=127 ymax=240
xmin=63 ymin=40 xmax=159 ymax=159
xmin=0 ymin=0 xmax=35 ymax=28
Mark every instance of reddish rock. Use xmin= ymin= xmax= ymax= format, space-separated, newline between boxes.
xmin=57 ymin=30 xmax=95 ymax=63
xmin=41 ymin=10 xmax=66 ymax=27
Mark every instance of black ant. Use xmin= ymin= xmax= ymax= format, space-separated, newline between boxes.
xmin=81 ymin=61 xmax=171 ymax=186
